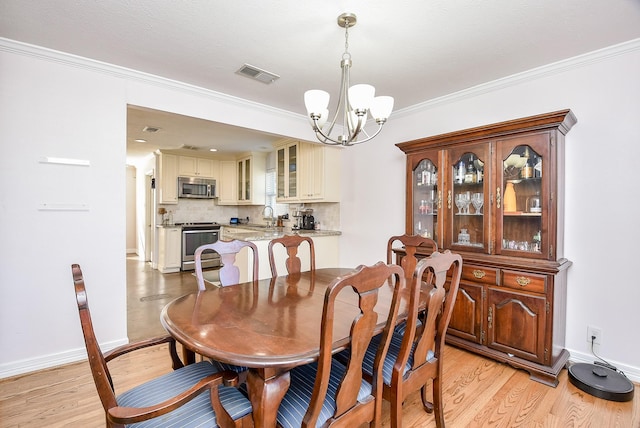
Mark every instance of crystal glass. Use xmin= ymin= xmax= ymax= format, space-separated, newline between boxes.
xmin=471 ymin=192 xmax=484 ymax=215
xmin=455 ymin=193 xmax=465 ymax=214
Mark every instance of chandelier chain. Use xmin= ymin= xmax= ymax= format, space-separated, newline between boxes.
xmin=343 ymin=18 xmax=351 ymax=61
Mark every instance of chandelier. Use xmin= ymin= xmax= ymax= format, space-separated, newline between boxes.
xmin=304 ymin=13 xmax=394 ymax=146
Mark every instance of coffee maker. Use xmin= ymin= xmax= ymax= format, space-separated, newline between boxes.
xmin=302 ymin=213 xmax=315 ymax=230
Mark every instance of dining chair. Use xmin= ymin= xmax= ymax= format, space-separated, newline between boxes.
xmin=276 ymin=262 xmax=406 ymax=428
xmin=195 ymin=239 xmax=258 ymax=378
xmin=268 ymin=234 xmax=316 ymax=276
xmin=195 ymin=239 xmax=259 ymax=290
xmin=387 ymin=234 xmax=438 ymax=282
xmin=362 ymin=250 xmax=463 ymax=428
xmin=70 ymin=264 xmax=253 ymax=428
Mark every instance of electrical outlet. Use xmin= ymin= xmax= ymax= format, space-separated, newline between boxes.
xmin=587 ymin=326 xmax=602 ymax=345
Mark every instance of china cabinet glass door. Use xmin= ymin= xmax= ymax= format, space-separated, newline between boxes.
xmin=496 ymin=134 xmax=549 ymax=258
xmin=446 ymin=146 xmax=489 ymax=252
xmin=411 ymin=155 xmax=439 ymax=242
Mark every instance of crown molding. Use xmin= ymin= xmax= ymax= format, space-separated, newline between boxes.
xmin=2 ymin=36 xmax=639 ymax=122
xmin=394 ymin=38 xmax=640 ymax=118
xmin=0 ymin=37 xmax=304 ymax=121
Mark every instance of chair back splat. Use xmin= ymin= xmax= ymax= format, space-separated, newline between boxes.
xmin=277 ymin=262 xmax=406 ymax=428
xmin=195 ymin=239 xmax=258 ymax=290
xmin=268 ymin=234 xmax=316 ymax=276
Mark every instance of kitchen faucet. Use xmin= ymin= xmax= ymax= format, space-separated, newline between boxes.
xmin=262 ymin=205 xmax=274 ymax=228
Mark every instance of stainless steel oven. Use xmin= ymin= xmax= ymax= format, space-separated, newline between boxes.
xmin=178 ymin=223 xmax=221 ymax=271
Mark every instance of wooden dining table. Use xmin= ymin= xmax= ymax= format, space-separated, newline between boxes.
xmin=160 ymin=267 xmax=407 ymax=428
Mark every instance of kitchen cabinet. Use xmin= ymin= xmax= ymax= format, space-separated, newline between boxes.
xmin=157 ymin=152 xmax=178 ymax=204
xmin=218 ymin=153 xmax=266 ymax=205
xmin=275 ymin=141 xmax=299 ymax=202
xmin=237 ymin=153 xmax=266 ymax=205
xmin=157 ymin=226 xmax=181 ymax=273
xmin=299 ymin=143 xmax=341 ymax=202
xmin=217 ymin=160 xmax=237 ymax=205
xmin=178 ymin=156 xmax=215 ymax=178
xmin=396 ymin=110 xmax=577 ymax=386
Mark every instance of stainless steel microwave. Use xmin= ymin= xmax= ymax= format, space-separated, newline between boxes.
xmin=178 ymin=176 xmax=216 ymax=199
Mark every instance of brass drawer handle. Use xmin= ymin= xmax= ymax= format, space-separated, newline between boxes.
xmin=516 ymin=276 xmax=531 ymax=286
xmin=473 ymin=269 xmax=486 ymax=279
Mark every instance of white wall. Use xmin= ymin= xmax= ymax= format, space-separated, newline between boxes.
xmin=0 ymin=40 xmax=313 ymax=378
xmin=340 ymin=40 xmax=640 ymax=379
xmin=1 ymin=37 xmax=639 ymax=382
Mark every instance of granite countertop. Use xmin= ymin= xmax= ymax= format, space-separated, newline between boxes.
xmin=222 ymin=224 xmax=341 ymax=241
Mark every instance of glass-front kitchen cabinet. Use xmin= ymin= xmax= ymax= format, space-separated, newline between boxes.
xmin=397 ymin=110 xmax=577 ymax=387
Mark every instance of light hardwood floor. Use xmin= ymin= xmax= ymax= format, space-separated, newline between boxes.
xmin=1 ymin=257 xmax=638 ymax=427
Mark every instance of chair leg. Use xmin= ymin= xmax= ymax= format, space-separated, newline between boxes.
xmin=432 ymin=376 xmax=445 ymax=428
xmin=389 ymin=388 xmax=404 ymax=428
xmin=421 ymin=384 xmax=434 ymax=413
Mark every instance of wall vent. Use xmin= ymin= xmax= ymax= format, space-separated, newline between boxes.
xmin=236 ymin=64 xmax=280 ymax=84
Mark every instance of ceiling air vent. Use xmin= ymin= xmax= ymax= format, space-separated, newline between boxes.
xmin=143 ymin=126 xmax=161 ymax=133
xmin=180 ymin=144 xmax=200 ymax=150
xmin=236 ymin=64 xmax=280 ymax=84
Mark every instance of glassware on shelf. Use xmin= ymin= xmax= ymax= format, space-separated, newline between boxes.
xmin=471 ymin=192 xmax=484 ymax=214
xmin=458 ymin=228 xmax=470 ymax=245
xmin=455 ymin=193 xmax=465 ymax=214
xmin=462 ymin=192 xmax=471 ymax=214
xmin=427 ymin=190 xmax=437 ymax=213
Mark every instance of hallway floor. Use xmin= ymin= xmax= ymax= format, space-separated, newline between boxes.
xmin=126 ymin=255 xmax=208 ymax=341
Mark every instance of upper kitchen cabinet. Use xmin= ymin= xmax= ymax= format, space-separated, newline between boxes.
xmin=237 ymin=153 xmax=266 ymax=205
xmin=273 ymin=140 xmax=341 ymax=203
xmin=299 ymin=142 xmax=341 ymax=202
xmin=217 ymin=160 xmax=237 ymax=205
xmin=275 ymin=140 xmax=299 ymax=202
xmin=157 ymin=152 xmax=178 ymax=204
xmin=178 ymin=155 xmax=216 ymax=178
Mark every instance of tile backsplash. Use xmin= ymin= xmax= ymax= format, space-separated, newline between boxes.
xmin=158 ymin=200 xmax=340 ymax=231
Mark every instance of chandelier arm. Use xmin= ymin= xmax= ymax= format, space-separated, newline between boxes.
xmin=345 ymin=123 xmax=385 ymax=145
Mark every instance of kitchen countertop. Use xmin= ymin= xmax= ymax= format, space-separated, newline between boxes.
xmin=221 ymin=224 xmax=341 ymax=241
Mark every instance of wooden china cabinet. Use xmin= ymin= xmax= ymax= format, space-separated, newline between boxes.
xmin=396 ymin=110 xmax=577 ymax=386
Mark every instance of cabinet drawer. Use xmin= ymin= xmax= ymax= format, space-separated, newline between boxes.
xmin=501 ymin=270 xmax=546 ymax=293
xmin=461 ymin=264 xmax=498 ymax=285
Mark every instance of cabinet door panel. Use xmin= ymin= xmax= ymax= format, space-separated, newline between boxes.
xmin=448 ymin=282 xmax=483 ymax=343
xmin=445 ymin=143 xmax=491 ymax=253
xmin=495 ymin=132 xmax=552 ymax=259
xmin=487 ymin=287 xmax=546 ymax=364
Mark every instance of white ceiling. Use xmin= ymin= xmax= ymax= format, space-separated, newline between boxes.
xmin=2 ymin=1 xmax=639 ymax=161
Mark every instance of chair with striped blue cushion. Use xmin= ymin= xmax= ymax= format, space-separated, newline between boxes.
xmin=71 ymin=264 xmax=253 ymax=428
xmin=276 ymin=262 xmax=406 ymax=428
xmin=361 ymin=250 xmax=462 ymax=428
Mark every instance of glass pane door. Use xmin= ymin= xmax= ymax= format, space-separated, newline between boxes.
xmin=501 ymin=145 xmax=543 ymax=254
xmin=451 ymin=151 xmax=485 ymax=250
xmin=413 ymin=158 xmax=438 ymax=241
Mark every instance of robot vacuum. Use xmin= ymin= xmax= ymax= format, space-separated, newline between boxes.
xmin=568 ymin=362 xmax=634 ymax=402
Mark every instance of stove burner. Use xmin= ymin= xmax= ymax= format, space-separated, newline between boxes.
xmin=176 ymin=222 xmax=221 ymax=231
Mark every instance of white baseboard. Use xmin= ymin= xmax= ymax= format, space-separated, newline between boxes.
xmin=0 ymin=338 xmax=128 ymax=380
xmin=567 ymin=348 xmax=640 ymax=383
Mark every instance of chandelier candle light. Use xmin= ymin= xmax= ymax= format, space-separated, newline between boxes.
xmin=304 ymin=13 xmax=394 ymax=146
